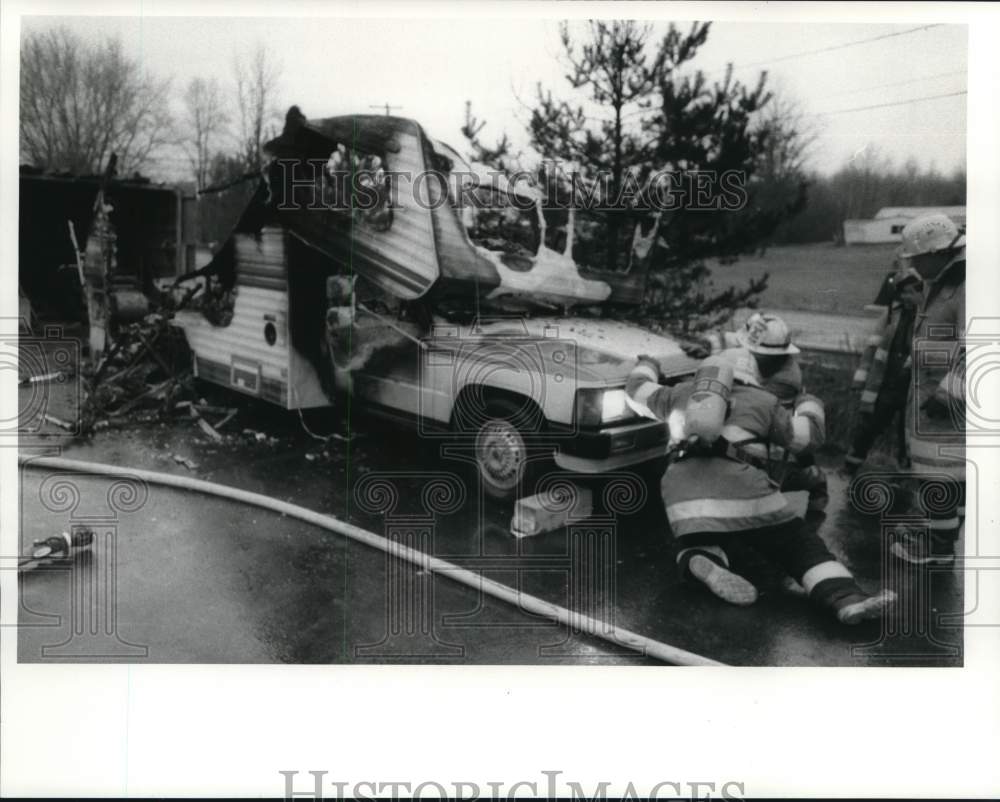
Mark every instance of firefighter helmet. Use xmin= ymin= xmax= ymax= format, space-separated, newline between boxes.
xmin=897 ymin=213 xmax=965 ymax=258
xmin=737 ymin=312 xmax=800 ymax=356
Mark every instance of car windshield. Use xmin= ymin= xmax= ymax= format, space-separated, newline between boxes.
xmin=464 ymin=186 xmax=541 ymax=257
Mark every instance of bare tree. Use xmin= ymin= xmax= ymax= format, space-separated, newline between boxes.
xmin=835 ymin=143 xmax=894 ymax=219
xmin=754 ymin=87 xmax=819 ymax=181
xmin=20 ymin=27 xmax=172 ymax=175
xmin=233 ymin=43 xmax=281 ymax=171
xmin=744 ymin=86 xmax=815 ymax=252
xmin=183 ymin=77 xmax=230 ymax=190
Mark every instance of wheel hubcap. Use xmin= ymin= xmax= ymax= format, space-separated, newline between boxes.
xmin=476 ymin=419 xmax=526 ymax=491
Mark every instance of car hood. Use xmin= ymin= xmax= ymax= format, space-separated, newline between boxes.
xmin=444 ymin=316 xmax=698 ymax=384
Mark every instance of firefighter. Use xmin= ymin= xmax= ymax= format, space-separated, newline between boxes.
xmin=843 ymin=266 xmax=923 ymax=476
xmin=731 ymin=313 xmax=829 ymax=512
xmin=704 ymin=312 xmax=803 ymax=401
xmin=736 ymin=312 xmax=804 ymax=405
xmin=890 ymin=214 xmax=966 ymax=566
xmin=626 ymin=352 xmax=896 ymax=623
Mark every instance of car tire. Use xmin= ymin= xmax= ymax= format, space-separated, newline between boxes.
xmin=454 ymin=395 xmax=551 ymax=503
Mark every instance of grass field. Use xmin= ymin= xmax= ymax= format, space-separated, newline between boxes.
xmin=706 ymin=242 xmax=899 ymax=316
xmin=705 ymin=242 xmax=902 ymax=454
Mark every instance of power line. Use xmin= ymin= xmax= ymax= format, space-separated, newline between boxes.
xmin=827 ymin=69 xmax=966 ymax=99
xmin=564 ymin=83 xmax=970 ymax=128
xmin=579 ymin=26 xmax=955 ymax=123
xmin=815 ymin=90 xmax=967 ymax=117
xmin=731 ymin=24 xmax=944 ymax=71
xmin=583 ymin=81 xmax=968 ymax=127
xmin=522 ymin=24 xmax=954 ymax=128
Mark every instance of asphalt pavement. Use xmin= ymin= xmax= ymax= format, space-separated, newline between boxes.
xmin=15 ymin=351 xmax=964 ymax=666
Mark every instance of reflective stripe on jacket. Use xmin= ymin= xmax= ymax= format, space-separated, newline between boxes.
xmin=626 ymin=362 xmax=824 ymax=537
xmin=853 ymin=305 xmax=914 ymax=414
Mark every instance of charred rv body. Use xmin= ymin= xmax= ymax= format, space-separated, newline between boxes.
xmin=170 ymin=110 xmax=689 ymax=498
xmin=261 ymin=109 xmax=651 ymax=310
xmin=174 ymin=110 xmax=664 ymax=409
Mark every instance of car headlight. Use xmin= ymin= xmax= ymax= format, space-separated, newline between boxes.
xmin=601 ymin=388 xmax=630 ymax=421
xmin=575 ymin=387 xmax=638 ymax=427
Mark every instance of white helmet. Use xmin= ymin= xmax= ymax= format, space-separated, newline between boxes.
xmin=736 ymin=312 xmax=800 ymax=356
xmin=898 ymin=213 xmax=965 ymax=259
xmin=718 ymin=347 xmax=761 ymax=387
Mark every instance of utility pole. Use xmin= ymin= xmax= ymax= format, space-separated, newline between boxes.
xmin=369 ymin=103 xmax=403 ymax=117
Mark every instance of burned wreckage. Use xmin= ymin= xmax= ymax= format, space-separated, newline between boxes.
xmin=162 ymin=109 xmax=697 ymax=499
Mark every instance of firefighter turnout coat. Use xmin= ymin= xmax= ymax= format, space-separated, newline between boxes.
xmin=708 ymin=339 xmax=802 ymax=406
xmin=907 ymin=251 xmax=966 ymax=480
xmin=853 ymin=304 xmax=915 ymax=414
xmin=625 ymin=359 xmax=825 ymax=538
xmin=761 ymin=355 xmax=803 ymax=408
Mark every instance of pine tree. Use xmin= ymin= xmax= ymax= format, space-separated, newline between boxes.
xmin=461 ymin=101 xmax=519 ymax=174
xmin=528 ymin=21 xmax=807 ymax=334
xmin=531 ymin=21 xmax=672 ymax=274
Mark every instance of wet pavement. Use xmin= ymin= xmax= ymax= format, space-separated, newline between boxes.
xmin=15 ymin=338 xmax=964 ymax=666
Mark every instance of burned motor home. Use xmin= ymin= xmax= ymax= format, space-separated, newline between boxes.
xmin=166 ymin=109 xmax=696 ymax=499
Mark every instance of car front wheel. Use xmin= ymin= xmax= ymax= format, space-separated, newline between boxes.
xmin=456 ymin=396 xmax=550 ymax=503
xmin=475 ymin=416 xmax=530 ymax=500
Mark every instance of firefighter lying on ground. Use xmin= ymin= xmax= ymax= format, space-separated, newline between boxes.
xmin=712 ymin=347 xmax=815 ymax=598
xmin=625 ymin=352 xmax=896 ymax=622
xmin=842 ymin=266 xmax=922 ymax=476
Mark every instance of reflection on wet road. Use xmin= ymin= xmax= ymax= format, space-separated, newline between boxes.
xmin=18 ymin=393 xmax=963 ymax=665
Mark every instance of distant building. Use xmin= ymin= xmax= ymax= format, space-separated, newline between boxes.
xmin=842 ymin=206 xmax=966 ymax=246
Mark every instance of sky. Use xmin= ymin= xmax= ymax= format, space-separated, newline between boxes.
xmin=19 ymin=13 xmax=968 ymax=183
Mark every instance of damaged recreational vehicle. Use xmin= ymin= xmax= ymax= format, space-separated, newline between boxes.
xmin=172 ymin=110 xmax=696 ymax=500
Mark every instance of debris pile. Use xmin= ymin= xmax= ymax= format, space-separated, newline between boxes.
xmin=79 ymin=311 xmax=195 ymax=433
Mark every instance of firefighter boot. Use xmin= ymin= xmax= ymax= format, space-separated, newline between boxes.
xmin=891 ymin=531 xmax=956 ymax=567
xmin=804 ymin=564 xmax=897 ymax=625
xmin=836 ymin=590 xmax=898 ymax=625
xmin=687 ymin=553 xmax=759 ymax=607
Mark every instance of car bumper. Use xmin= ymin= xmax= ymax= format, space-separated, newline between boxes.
xmin=551 ymin=420 xmax=667 ymax=474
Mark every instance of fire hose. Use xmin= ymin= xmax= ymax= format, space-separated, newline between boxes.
xmin=19 ymin=454 xmax=724 ymax=667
